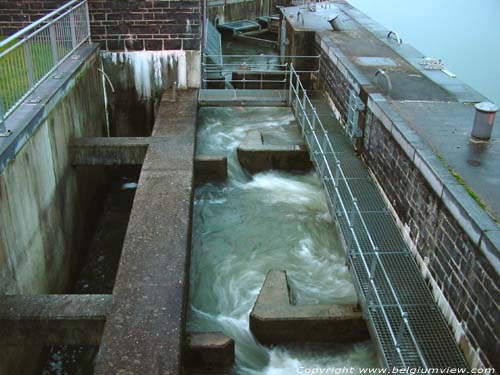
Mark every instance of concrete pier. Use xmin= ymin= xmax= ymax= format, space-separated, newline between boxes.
xmin=250 ymin=270 xmax=368 ymax=345
xmin=94 ymin=90 xmax=198 ymax=375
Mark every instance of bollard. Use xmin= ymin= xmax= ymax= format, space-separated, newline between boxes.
xmin=471 ymin=102 xmax=498 ymax=141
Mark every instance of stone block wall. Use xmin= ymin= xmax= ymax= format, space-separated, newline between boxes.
xmin=0 ymin=0 xmax=201 ymax=51
xmin=362 ymin=111 xmax=499 ymax=370
xmin=313 ymin=37 xmax=498 ymax=370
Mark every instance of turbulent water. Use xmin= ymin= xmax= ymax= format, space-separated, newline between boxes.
xmin=188 ymin=107 xmax=378 ymax=374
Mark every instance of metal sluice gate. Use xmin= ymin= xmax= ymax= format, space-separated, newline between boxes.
xmin=287 ymin=65 xmax=470 ymax=371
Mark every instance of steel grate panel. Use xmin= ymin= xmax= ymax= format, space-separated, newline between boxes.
xmin=337 ymin=212 xmax=409 ymax=253
xmin=369 ymin=306 xmax=470 ymax=370
xmin=338 ymin=177 xmax=388 ymax=212
xmin=289 ymin=72 xmax=470 ymax=371
xmin=349 ymin=252 xmax=435 ymax=306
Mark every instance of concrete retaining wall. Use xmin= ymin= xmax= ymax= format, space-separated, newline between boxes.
xmin=0 ymin=45 xmax=107 ymax=374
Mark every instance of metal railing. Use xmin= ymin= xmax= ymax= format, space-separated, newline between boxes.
xmin=0 ymin=0 xmax=91 ymax=134
xmin=288 ymin=63 xmax=428 ymax=369
xmin=202 ymin=54 xmax=320 ymax=90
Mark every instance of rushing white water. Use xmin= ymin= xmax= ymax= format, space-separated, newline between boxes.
xmin=189 ymin=107 xmax=378 ymax=374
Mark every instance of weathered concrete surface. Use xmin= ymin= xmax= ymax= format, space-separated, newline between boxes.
xmin=94 ymin=89 xmax=198 ymax=375
xmin=184 ymin=332 xmax=235 ymax=370
xmin=198 ymin=89 xmax=289 ymax=107
xmin=250 ymin=270 xmax=368 ymax=345
xmin=237 ymin=130 xmax=313 ymax=173
xmin=195 ymin=155 xmax=228 ymax=187
xmin=0 ymin=45 xmax=107 ymax=375
xmin=70 ymin=137 xmax=150 ymax=165
xmin=0 ymin=294 xmax=111 ymax=346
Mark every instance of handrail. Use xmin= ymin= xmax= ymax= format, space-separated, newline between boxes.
xmin=0 ymin=0 xmax=90 ymax=131
xmin=0 ymin=0 xmax=83 ymax=49
xmin=288 ymin=63 xmax=428 ymax=369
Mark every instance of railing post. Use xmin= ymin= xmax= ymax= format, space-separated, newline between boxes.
xmin=85 ymin=1 xmax=91 ymax=42
xmin=391 ymin=312 xmax=409 ymax=369
xmin=69 ymin=11 xmax=77 ymax=48
xmin=288 ymin=64 xmax=293 ymax=106
xmin=367 ymin=247 xmax=379 ymax=303
xmin=49 ymin=24 xmax=59 ymax=65
xmin=0 ymin=96 xmax=11 ymax=137
xmin=23 ymin=40 xmax=35 ymax=88
xmin=347 ymin=197 xmax=358 ymax=251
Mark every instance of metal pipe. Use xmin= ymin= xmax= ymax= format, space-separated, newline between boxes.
xmin=387 ymin=30 xmax=402 ymax=45
xmin=375 ymin=69 xmax=392 ymax=92
xmin=471 ymin=102 xmax=498 ymax=141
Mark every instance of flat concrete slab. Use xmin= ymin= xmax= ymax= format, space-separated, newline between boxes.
xmin=94 ymin=90 xmax=198 ymax=375
xmin=0 ymin=294 xmax=111 ymax=345
xmin=237 ymin=130 xmax=313 ymax=174
xmin=391 ymin=101 xmax=500 ymax=220
xmin=198 ymin=89 xmax=289 ymax=107
xmin=250 ymin=270 xmax=368 ymax=345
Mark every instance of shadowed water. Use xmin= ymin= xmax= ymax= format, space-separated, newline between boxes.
xmin=188 ymin=107 xmax=378 ymax=374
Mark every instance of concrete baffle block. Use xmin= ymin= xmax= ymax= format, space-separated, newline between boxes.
xmin=184 ymin=332 xmax=235 ymax=371
xmin=237 ymin=130 xmax=313 ymax=174
xmin=250 ymin=270 xmax=368 ymax=345
xmin=195 ymin=155 xmax=228 ymax=186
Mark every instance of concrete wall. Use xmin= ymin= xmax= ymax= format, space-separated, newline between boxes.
xmin=0 ymin=0 xmax=201 ymax=52
xmin=313 ymin=37 xmax=498 ymax=370
xmin=0 ymin=47 xmax=107 ymax=374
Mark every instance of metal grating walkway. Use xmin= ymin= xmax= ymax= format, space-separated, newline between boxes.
xmin=288 ymin=66 xmax=470 ymax=370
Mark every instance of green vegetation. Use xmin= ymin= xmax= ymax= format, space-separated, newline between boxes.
xmin=436 ymin=154 xmax=498 ymax=222
xmin=1 ymin=35 xmax=64 ymax=114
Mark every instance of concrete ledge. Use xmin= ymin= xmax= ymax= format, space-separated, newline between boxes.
xmin=250 ymin=270 xmax=368 ymax=345
xmin=70 ymin=137 xmax=150 ymax=165
xmin=0 ymin=44 xmax=100 ymax=175
xmin=194 ymin=155 xmax=228 ymax=186
xmin=94 ymin=90 xmax=198 ymax=375
xmin=0 ymin=294 xmax=111 ymax=345
xmin=184 ymin=332 xmax=235 ymax=370
xmin=237 ymin=130 xmax=313 ymax=174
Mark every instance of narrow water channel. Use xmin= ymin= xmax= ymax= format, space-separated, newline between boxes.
xmin=41 ymin=169 xmax=138 ymax=375
xmin=188 ymin=107 xmax=378 ymax=374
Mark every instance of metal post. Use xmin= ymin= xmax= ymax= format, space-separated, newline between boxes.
xmin=322 ymin=130 xmax=329 ymax=153
xmin=301 ymin=93 xmax=307 ymax=129
xmin=391 ymin=312 xmax=409 ymax=369
xmin=49 ymin=24 xmax=59 ymax=65
xmin=0 ymin=96 xmax=11 ymax=137
xmin=69 ymin=11 xmax=77 ymax=48
xmin=173 ymin=81 xmax=178 ymax=102
xmin=312 ymin=107 xmax=317 ymax=131
xmin=23 ymin=40 xmax=35 ymax=88
xmin=85 ymin=1 xmax=91 ymax=42
xmin=288 ymin=65 xmax=293 ymax=106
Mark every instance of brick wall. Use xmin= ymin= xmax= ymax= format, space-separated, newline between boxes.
xmin=315 ymin=41 xmax=499 ymax=370
xmin=0 ymin=0 xmax=201 ymax=51
xmin=362 ymin=112 xmax=499 ymax=370
xmin=315 ymin=47 xmax=350 ymax=125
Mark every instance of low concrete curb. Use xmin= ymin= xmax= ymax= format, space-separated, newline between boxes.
xmin=250 ymin=270 xmax=368 ymax=345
